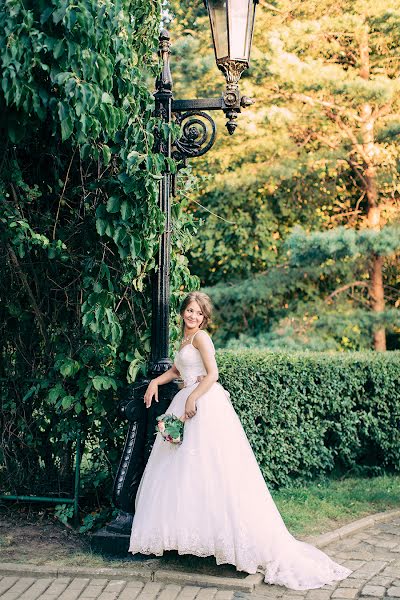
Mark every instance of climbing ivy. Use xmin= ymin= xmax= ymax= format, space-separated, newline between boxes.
xmin=0 ymin=0 xmax=198 ymax=503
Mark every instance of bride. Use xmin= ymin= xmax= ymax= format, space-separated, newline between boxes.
xmin=129 ymin=291 xmax=352 ymax=590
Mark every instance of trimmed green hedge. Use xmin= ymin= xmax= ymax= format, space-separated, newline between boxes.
xmin=217 ymin=350 xmax=400 ymax=488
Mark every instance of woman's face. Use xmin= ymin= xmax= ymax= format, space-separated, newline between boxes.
xmin=182 ymin=300 xmax=204 ymax=331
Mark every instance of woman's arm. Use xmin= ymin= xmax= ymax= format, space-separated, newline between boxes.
xmin=144 ymin=364 xmax=181 ymax=408
xmin=184 ymin=332 xmax=218 ymax=418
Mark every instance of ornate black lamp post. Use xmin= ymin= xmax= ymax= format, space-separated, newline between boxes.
xmin=91 ymin=0 xmax=258 ymax=554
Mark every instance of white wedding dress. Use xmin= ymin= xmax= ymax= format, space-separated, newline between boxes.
xmin=129 ymin=334 xmax=352 ymax=590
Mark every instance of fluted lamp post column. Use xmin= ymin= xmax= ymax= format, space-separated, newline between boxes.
xmin=91 ymin=0 xmax=258 ymax=555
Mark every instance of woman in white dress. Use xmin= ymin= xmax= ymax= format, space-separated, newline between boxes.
xmin=129 ymin=292 xmax=352 ymax=590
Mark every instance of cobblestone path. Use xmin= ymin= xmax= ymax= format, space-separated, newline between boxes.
xmin=241 ymin=516 xmax=400 ymax=600
xmin=0 ymin=517 xmax=399 ymax=600
xmin=0 ymin=579 xmax=234 ymax=600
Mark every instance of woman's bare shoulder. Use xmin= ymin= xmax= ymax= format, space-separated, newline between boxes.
xmin=193 ymin=330 xmax=214 ymax=350
xmin=193 ymin=329 xmax=210 ymax=342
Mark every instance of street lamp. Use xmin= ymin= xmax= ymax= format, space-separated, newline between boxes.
xmin=207 ymin=0 xmax=257 ymax=66
xmin=206 ymin=0 xmax=258 ymax=132
xmin=91 ymin=1 xmax=258 ymax=554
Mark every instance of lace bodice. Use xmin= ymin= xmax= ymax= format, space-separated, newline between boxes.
xmin=174 ymin=334 xmax=215 ymax=388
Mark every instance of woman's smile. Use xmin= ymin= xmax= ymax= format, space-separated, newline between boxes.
xmin=183 ymin=301 xmax=204 ymax=331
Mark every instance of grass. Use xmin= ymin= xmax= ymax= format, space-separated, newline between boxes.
xmin=0 ymin=474 xmax=399 ymax=573
xmin=272 ymin=473 xmax=400 ymax=537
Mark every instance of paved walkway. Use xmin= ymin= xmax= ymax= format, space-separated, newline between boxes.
xmin=0 ymin=516 xmax=399 ymax=600
xmin=244 ymin=515 xmax=400 ymax=600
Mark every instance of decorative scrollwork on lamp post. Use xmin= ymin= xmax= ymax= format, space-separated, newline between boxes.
xmin=173 ymin=111 xmax=217 ymax=165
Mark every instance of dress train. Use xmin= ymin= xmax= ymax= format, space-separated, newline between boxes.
xmin=129 ymin=343 xmax=351 ymax=590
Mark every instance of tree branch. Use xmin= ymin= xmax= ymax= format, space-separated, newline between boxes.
xmin=6 ymin=242 xmax=49 ymax=346
xmin=326 ymin=281 xmax=369 ymax=302
xmin=329 ymin=113 xmax=371 ymax=164
xmin=342 ymin=157 xmax=368 ymax=188
xmin=372 ymin=102 xmax=393 ymax=121
xmin=290 ymin=92 xmax=362 ymax=123
xmin=53 ymin=147 xmax=76 ymax=240
xmin=259 ymin=0 xmax=286 ymax=13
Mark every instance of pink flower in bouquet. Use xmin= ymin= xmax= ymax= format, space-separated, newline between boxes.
xmin=155 ymin=413 xmax=184 ymax=445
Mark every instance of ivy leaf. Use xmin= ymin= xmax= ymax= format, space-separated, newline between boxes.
xmin=129 ymin=235 xmax=141 ymax=258
xmin=101 ymin=92 xmax=113 ymax=105
xmin=40 ymin=7 xmax=53 ymax=24
xmin=58 ymin=102 xmax=73 ymax=141
xmin=59 ymin=357 xmax=81 ymax=377
xmin=61 ymin=395 xmax=75 ymax=410
xmin=96 ymin=219 xmax=107 ymax=236
xmin=52 ymin=5 xmax=67 ymax=24
xmin=48 ymin=384 xmax=65 ymax=404
xmin=120 ymin=200 xmax=131 ymax=221
xmin=22 ymin=385 xmax=39 ymax=402
xmin=106 ymin=196 xmax=120 ymax=213
xmin=80 ymin=143 xmax=92 ymax=160
xmin=92 ymin=375 xmax=117 ymax=391
xmin=127 ymin=359 xmax=140 ymax=383
xmin=102 ymin=145 xmax=111 ymax=165
xmin=53 ymin=39 xmax=64 ymax=59
xmin=54 ymin=72 xmax=73 ymax=85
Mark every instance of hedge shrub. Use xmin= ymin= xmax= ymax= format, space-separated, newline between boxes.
xmin=217 ymin=350 xmax=400 ymax=488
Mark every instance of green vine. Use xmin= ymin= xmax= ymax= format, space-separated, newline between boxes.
xmin=0 ymin=0 xmax=198 ymax=506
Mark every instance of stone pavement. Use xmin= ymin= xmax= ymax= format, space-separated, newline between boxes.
xmin=0 ymin=579 xmax=235 ymax=600
xmin=0 ymin=515 xmax=399 ymax=600
xmin=241 ymin=515 xmax=400 ymax=600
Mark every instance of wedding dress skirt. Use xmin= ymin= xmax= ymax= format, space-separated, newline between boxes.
xmin=129 ymin=343 xmax=352 ymax=590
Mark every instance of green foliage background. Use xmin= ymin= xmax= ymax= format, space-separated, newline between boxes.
xmin=218 ymin=350 xmax=400 ymax=488
xmin=167 ymin=0 xmax=400 ymax=351
xmin=1 ymin=0 xmax=399 ymax=525
xmin=0 ymin=0 xmax=198 ymax=502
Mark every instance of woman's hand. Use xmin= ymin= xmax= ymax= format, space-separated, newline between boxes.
xmin=185 ymin=395 xmax=197 ymax=419
xmin=144 ymin=380 xmax=159 ymax=408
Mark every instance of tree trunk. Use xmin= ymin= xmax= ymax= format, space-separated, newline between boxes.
xmin=359 ymin=29 xmax=386 ymax=351
xmin=370 ymin=254 xmax=386 ymax=350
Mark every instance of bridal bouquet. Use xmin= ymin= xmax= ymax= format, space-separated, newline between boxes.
xmin=156 ymin=414 xmax=184 ymax=445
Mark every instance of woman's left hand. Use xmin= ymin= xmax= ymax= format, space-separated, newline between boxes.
xmin=185 ymin=396 xmax=197 ymax=419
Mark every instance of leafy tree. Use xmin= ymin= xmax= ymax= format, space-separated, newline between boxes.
xmin=168 ymin=0 xmax=400 ymax=351
xmin=0 ymin=0 xmax=198 ymax=502
xmin=265 ymin=0 xmax=400 ymax=350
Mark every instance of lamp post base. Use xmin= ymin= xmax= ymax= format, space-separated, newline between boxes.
xmin=90 ymin=510 xmax=133 ymax=555
xmin=90 ymin=379 xmax=179 ymax=556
